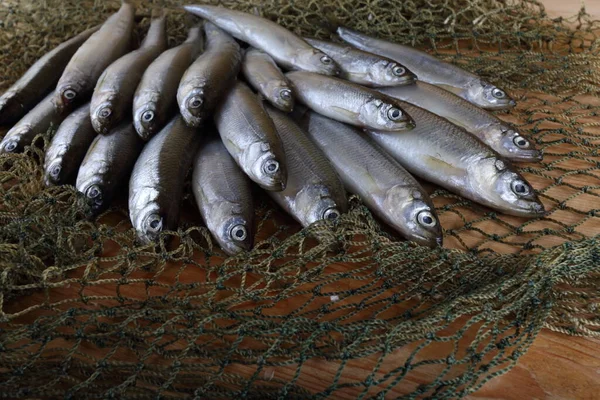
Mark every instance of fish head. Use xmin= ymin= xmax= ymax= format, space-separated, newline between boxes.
xmin=78 ymin=179 xmax=108 ymax=215
xmin=372 ymin=60 xmax=416 ymax=86
xmin=466 ymin=81 xmax=516 ymax=110
xmin=470 ymin=157 xmax=545 ymax=217
xmin=133 ymin=102 xmax=159 ymax=141
xmin=298 ymin=48 xmax=341 ymax=76
xmin=295 ymin=184 xmax=342 ymax=227
xmin=492 ymin=126 xmax=542 ymax=162
xmin=266 ymin=80 xmax=294 ymax=112
xmin=384 ymin=185 xmax=442 ymax=247
xmin=178 ymin=86 xmax=206 ymax=127
xmin=91 ymin=95 xmax=119 ymax=135
xmin=362 ymin=98 xmax=415 ymax=131
xmin=44 ymin=158 xmax=66 ymax=186
xmin=55 ymin=80 xmax=85 ymax=114
xmin=133 ymin=201 xmax=165 ymax=244
xmin=244 ymin=141 xmax=287 ymax=191
xmin=212 ymin=208 xmax=253 ymax=256
xmin=0 ymin=126 xmax=30 ymax=154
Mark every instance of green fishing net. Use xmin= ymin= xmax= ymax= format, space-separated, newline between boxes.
xmin=1 ymin=0 xmax=600 ymax=398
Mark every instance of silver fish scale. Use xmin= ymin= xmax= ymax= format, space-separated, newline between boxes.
xmin=195 ymin=139 xmax=253 ymax=207
xmin=266 ymin=107 xmax=346 ymax=208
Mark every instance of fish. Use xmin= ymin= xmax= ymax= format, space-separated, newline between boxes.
xmin=300 ymin=111 xmax=442 ymax=247
xmin=183 ymin=5 xmax=340 ymax=76
xmin=0 ymin=26 xmax=99 ymax=126
xmin=242 ymin=48 xmax=294 ymax=112
xmin=54 ymin=0 xmax=135 ymax=113
xmin=337 ymin=27 xmax=516 ymax=110
xmin=285 ymin=71 xmax=414 ymax=132
xmin=192 ymin=136 xmax=254 ymax=256
xmin=129 ymin=116 xmax=200 ymax=244
xmin=133 ymin=25 xmax=204 ymax=141
xmin=304 ymin=38 xmax=416 ymax=87
xmin=379 ymin=82 xmax=541 ymax=162
xmin=177 ymin=22 xmax=242 ymax=127
xmin=0 ymin=93 xmax=66 ymax=154
xmin=76 ymin=121 xmax=143 ymax=215
xmin=44 ymin=102 xmax=97 ymax=186
xmin=265 ymin=106 xmax=347 ymax=227
xmin=365 ymin=103 xmax=545 ymax=217
xmin=91 ymin=11 xmax=168 ymax=135
xmin=214 ymin=81 xmax=287 ymax=191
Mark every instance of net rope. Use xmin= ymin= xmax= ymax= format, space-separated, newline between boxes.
xmin=1 ymin=0 xmax=600 ymax=398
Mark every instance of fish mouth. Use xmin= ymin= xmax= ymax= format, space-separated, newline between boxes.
xmin=44 ymin=160 xmax=64 ymax=186
xmin=510 ymin=149 xmax=543 ymax=162
xmin=482 ymin=99 xmax=517 ymax=111
xmin=0 ymin=133 xmax=26 ymax=154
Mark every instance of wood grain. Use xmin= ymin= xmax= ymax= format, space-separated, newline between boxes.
xmin=1 ymin=1 xmax=599 ymax=399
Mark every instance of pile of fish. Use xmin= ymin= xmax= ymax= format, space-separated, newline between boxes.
xmin=0 ymin=1 xmax=545 ymax=255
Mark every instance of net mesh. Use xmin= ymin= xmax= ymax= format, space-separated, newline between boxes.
xmin=1 ymin=0 xmax=600 ymax=398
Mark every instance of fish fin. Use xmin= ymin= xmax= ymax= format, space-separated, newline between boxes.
xmin=433 ymin=83 xmax=465 ymax=96
xmin=424 ymin=155 xmax=464 ymax=177
xmin=330 ymin=106 xmax=359 ymax=120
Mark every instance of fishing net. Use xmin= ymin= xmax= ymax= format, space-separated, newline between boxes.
xmin=1 ymin=0 xmax=599 ymax=398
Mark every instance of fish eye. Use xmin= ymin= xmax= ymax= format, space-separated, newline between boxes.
xmin=4 ymin=141 xmax=18 ymax=152
xmin=99 ymin=107 xmax=112 ymax=119
xmin=279 ymin=88 xmax=292 ymax=100
xmin=146 ymin=214 xmax=163 ymax=233
xmin=387 ymin=107 xmax=403 ymax=121
xmin=188 ymin=96 xmax=203 ymax=109
xmin=50 ymin=165 xmax=62 ymax=178
xmin=86 ymin=185 xmax=102 ymax=199
xmin=511 ymin=180 xmax=531 ymax=196
xmin=492 ymin=88 xmax=506 ymax=99
xmin=392 ymin=65 xmax=406 ymax=76
xmin=63 ymin=89 xmax=77 ymax=101
xmin=417 ymin=210 xmax=437 ymax=227
xmin=142 ymin=110 xmax=155 ymax=122
xmin=230 ymin=224 xmax=248 ymax=242
xmin=495 ymin=159 xmax=506 ymax=171
xmin=263 ymin=159 xmax=280 ymax=175
xmin=513 ymin=135 xmax=530 ymax=148
xmin=320 ymin=55 xmax=332 ymax=65
xmin=323 ymin=207 xmax=340 ymax=221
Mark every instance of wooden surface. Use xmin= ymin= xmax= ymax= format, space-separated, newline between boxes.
xmin=2 ymin=1 xmax=600 ymax=399
xmin=465 ymin=2 xmax=600 ymax=399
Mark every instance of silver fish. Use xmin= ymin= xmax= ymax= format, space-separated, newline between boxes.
xmin=133 ymin=25 xmax=204 ymax=141
xmin=177 ymin=22 xmax=242 ymax=127
xmin=301 ymin=111 xmax=442 ymax=247
xmin=192 ymin=136 xmax=254 ymax=256
xmin=55 ymin=0 xmax=135 ymax=113
xmin=366 ymin=104 xmax=545 ymax=217
xmin=286 ymin=71 xmax=414 ymax=132
xmin=304 ymin=38 xmax=416 ymax=87
xmin=265 ymin=106 xmax=347 ymax=227
xmin=337 ymin=27 xmax=516 ymax=110
xmin=379 ymin=82 xmax=541 ymax=162
xmin=76 ymin=121 xmax=143 ymax=215
xmin=242 ymin=48 xmax=294 ymax=112
xmin=0 ymin=93 xmax=66 ymax=154
xmin=44 ymin=102 xmax=97 ymax=186
xmin=91 ymin=12 xmax=168 ymax=135
xmin=0 ymin=26 xmax=99 ymax=126
xmin=214 ymin=81 xmax=287 ymax=191
xmin=183 ymin=5 xmax=340 ymax=76
xmin=129 ymin=116 xmax=200 ymax=244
